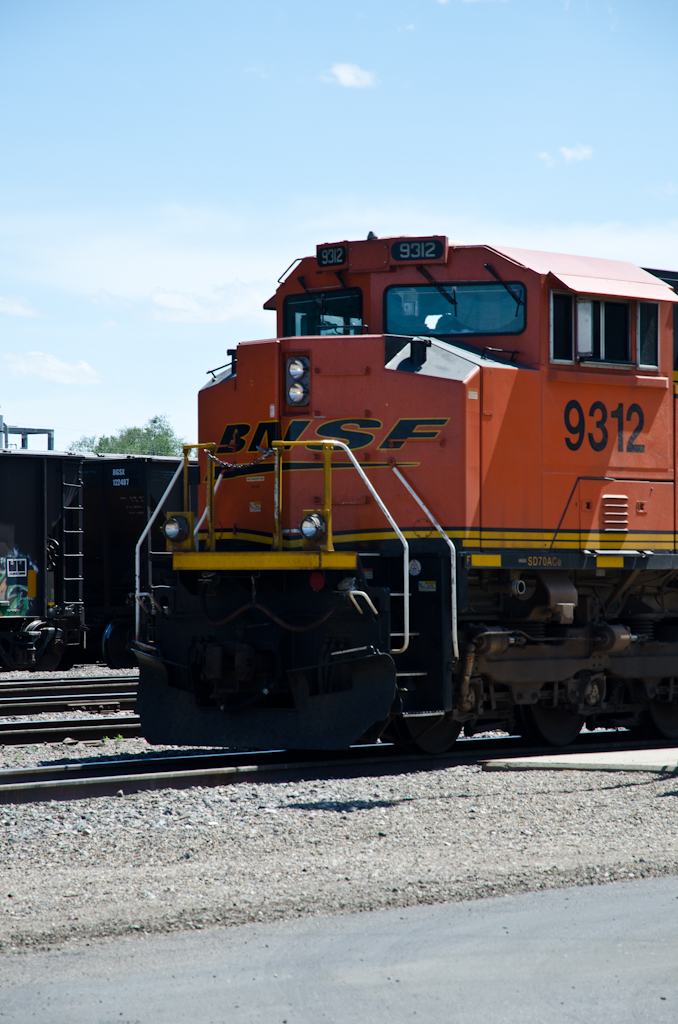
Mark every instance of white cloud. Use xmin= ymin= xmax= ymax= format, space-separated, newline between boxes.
xmin=537 ymin=151 xmax=555 ymax=169
xmin=560 ymin=144 xmax=593 ymax=163
xmin=150 ymin=282 xmax=272 ymax=324
xmin=3 ymin=352 xmax=100 ymax=385
xmin=0 ymin=295 xmax=38 ymax=317
xmin=323 ymin=63 xmax=376 ymax=88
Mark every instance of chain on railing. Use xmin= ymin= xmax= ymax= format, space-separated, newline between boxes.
xmin=204 ymin=447 xmax=274 ymax=473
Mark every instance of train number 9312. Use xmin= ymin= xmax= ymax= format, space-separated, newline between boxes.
xmin=564 ymin=399 xmax=645 ymax=453
xmin=317 ymin=245 xmax=347 ymax=267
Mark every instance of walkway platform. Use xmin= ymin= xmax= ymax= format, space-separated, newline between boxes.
xmin=482 ymin=747 xmax=678 ymax=773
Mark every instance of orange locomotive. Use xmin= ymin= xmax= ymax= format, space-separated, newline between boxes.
xmin=134 ymin=235 xmax=678 ymax=749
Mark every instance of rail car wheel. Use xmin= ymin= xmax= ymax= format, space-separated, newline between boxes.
xmin=26 ymin=623 xmax=65 ymax=672
xmin=390 ymin=714 xmax=462 ymax=754
xmin=518 ymin=705 xmax=584 ymax=747
xmin=644 ymin=697 xmax=678 ymax=740
xmin=102 ymin=619 xmax=136 ymax=670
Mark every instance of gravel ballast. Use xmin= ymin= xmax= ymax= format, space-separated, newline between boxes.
xmin=1 ymin=748 xmax=677 ymax=954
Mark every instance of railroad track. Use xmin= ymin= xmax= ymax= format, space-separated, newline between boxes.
xmin=0 ymin=674 xmax=138 ymax=716
xmin=1 ymin=731 xmax=676 ymax=804
xmin=0 ymin=715 xmax=142 ymax=745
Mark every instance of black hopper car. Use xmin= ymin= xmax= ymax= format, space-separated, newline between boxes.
xmin=0 ymin=449 xmax=195 ymax=672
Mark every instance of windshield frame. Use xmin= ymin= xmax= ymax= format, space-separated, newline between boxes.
xmin=383 ymin=280 xmax=528 ymax=339
xmin=282 ymin=287 xmax=363 ymax=337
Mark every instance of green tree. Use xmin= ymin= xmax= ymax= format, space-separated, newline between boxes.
xmin=68 ymin=415 xmax=185 ymax=456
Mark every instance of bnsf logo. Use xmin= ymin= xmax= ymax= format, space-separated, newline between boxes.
xmin=216 ymin=418 xmax=449 ymax=454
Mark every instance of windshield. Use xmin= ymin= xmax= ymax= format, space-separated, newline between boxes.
xmin=283 ymin=288 xmax=363 ymax=336
xmin=385 ymin=282 xmax=526 ymax=337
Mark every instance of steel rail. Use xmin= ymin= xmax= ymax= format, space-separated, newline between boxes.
xmin=0 ymin=693 xmax=138 ymax=715
xmin=0 ymin=688 xmax=138 ymax=703
xmin=0 ymin=674 xmax=139 ymax=689
xmin=0 ymin=731 xmax=675 ymax=803
xmin=0 ymin=679 xmax=138 ymax=696
xmin=0 ymin=715 xmax=141 ymax=745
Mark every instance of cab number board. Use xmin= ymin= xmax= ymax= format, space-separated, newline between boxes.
xmin=564 ymin=399 xmax=645 ymax=453
xmin=391 ymin=239 xmax=445 ymax=262
xmin=317 ymin=245 xmax=347 ymax=267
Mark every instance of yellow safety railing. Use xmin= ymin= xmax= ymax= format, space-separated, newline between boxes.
xmin=183 ymin=443 xmax=216 ymax=551
xmin=165 ymin=437 xmax=411 ymax=653
xmin=272 ymin=440 xmax=335 ymax=552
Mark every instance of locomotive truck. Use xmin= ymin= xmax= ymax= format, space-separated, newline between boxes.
xmin=133 ymin=235 xmax=678 ymax=750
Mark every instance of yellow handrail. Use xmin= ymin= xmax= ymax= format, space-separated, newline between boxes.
xmin=271 ymin=440 xmax=335 ymax=552
xmin=182 ymin=443 xmax=216 ymax=551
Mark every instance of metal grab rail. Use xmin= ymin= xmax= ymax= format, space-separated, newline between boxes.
xmin=182 ymin=443 xmax=216 ymax=551
xmin=391 ymin=466 xmax=459 ymax=661
xmin=272 ymin=439 xmax=410 ymax=654
xmin=135 ymin=443 xmax=215 ymax=641
xmin=194 ymin=472 xmax=223 ymax=542
xmin=134 ymin=460 xmax=184 ymax=640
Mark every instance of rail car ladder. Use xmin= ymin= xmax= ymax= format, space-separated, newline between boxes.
xmin=60 ymin=463 xmax=85 ymax=639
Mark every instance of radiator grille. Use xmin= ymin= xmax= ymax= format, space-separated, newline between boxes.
xmin=602 ymin=493 xmax=629 ymax=532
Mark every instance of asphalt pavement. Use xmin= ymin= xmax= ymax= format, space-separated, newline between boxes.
xmin=1 ymin=876 xmax=677 ymax=1024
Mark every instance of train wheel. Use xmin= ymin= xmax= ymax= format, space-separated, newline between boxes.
xmin=391 ymin=714 xmax=462 ymax=754
xmin=644 ymin=698 xmax=678 ymax=740
xmin=26 ymin=623 xmax=65 ymax=672
xmin=102 ymin=619 xmax=136 ymax=670
xmin=518 ymin=705 xmax=584 ymax=747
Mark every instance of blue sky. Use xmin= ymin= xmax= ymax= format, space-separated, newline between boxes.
xmin=1 ymin=0 xmax=677 ymax=448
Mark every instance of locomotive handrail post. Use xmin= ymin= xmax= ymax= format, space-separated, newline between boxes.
xmin=273 ymin=445 xmax=282 ymax=551
xmin=271 ymin=439 xmax=335 ymax=552
xmin=271 ymin=439 xmax=410 ymax=654
xmin=135 ymin=443 xmax=216 ymax=642
xmin=391 ymin=466 xmax=459 ymax=661
xmin=181 ymin=443 xmax=216 ymax=551
xmin=134 ymin=459 xmax=185 ymax=640
xmin=322 ymin=442 xmax=334 ymax=552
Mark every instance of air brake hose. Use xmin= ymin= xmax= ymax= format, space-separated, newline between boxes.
xmin=199 ymin=585 xmax=341 ymax=632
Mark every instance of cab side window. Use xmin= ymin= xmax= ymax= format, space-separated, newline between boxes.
xmin=638 ymin=302 xmax=659 ymax=367
xmin=551 ymin=291 xmax=638 ymax=365
xmin=551 ymin=293 xmax=574 ymax=361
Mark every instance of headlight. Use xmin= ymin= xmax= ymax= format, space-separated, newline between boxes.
xmin=288 ymin=358 xmax=306 ymax=380
xmin=286 ymin=355 xmax=309 ymax=406
xmin=162 ymin=515 xmax=189 ymax=542
xmin=300 ymin=513 xmax=326 ymax=540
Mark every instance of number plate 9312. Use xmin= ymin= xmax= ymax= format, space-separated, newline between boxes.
xmin=316 ymin=244 xmax=347 ymax=268
xmin=391 ymin=238 xmax=446 ymax=262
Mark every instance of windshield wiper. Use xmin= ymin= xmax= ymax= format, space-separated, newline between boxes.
xmin=416 ymin=265 xmax=457 ymax=314
xmin=483 ymin=264 xmax=524 ymax=317
xmin=296 ymin=276 xmax=323 ymax=308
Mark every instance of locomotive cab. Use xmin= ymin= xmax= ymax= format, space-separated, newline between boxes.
xmin=134 ymin=235 xmax=678 ymax=751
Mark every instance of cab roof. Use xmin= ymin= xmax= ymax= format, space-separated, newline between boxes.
xmin=479 ymin=244 xmax=678 ymax=303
